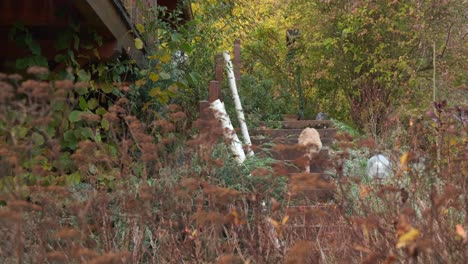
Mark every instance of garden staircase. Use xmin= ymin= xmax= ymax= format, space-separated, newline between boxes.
xmin=251 ymin=117 xmax=343 ymax=248
xmin=250 ymin=117 xmax=337 ymax=204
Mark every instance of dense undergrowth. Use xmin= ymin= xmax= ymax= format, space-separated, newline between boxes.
xmin=1 ymin=0 xmax=467 ymax=262
xmin=0 ymin=68 xmax=466 ymax=263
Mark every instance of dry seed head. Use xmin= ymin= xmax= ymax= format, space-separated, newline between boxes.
xmin=167 ymin=104 xmax=181 ymax=112
xmin=88 ymin=251 xmax=130 ymax=264
xmin=54 ymin=227 xmax=81 ymax=240
xmin=27 ymin=66 xmax=49 ymax=76
xmin=55 ymin=79 xmax=74 ymax=91
xmin=45 ymin=251 xmax=68 ymax=262
xmin=0 ymin=81 xmax=14 ymax=102
xmin=82 ymin=113 xmax=101 ymax=122
xmin=169 ymin=111 xmax=186 ymax=121
xmin=8 ymin=73 xmax=23 ymax=81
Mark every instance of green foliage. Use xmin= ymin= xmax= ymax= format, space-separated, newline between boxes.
xmin=214 ymin=149 xmax=288 ymax=201
xmin=331 ymin=119 xmax=362 ymax=138
xmin=284 ymin=0 xmax=466 ymax=134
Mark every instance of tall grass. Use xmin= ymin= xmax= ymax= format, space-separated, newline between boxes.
xmin=0 ymin=69 xmax=466 ymax=263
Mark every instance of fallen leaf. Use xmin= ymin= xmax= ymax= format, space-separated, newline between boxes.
xmin=455 ymin=224 xmax=467 ymax=242
xmin=396 ymin=227 xmax=420 ymax=248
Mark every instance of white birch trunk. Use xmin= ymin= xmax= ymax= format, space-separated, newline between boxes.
xmin=210 ymin=99 xmax=246 ymax=163
xmin=223 ymin=51 xmax=254 ymax=156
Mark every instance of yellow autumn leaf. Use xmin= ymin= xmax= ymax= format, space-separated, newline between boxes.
xmin=231 ymin=209 xmax=242 ymax=226
xmin=149 ymin=87 xmax=161 ymax=97
xmin=359 ymin=186 xmax=371 ymax=198
xmin=160 ymin=53 xmax=172 ymax=63
xmin=455 ymin=224 xmax=467 ymax=242
xmin=267 ymin=217 xmax=279 ymax=229
xmin=134 ymin=38 xmax=144 ymax=50
xmin=352 ymin=244 xmax=372 ymax=254
xmin=396 ymin=227 xmax=420 ymax=248
xmin=148 ymin=54 xmax=158 ymax=60
xmin=135 ymin=79 xmax=146 ymax=87
xmin=149 ymin=72 xmax=160 ymax=82
xmin=449 ymin=138 xmax=458 ymax=147
xmin=136 ymin=23 xmax=145 ymax=34
xmin=396 ymin=152 xmax=409 ymax=177
xmin=142 ymin=102 xmax=151 ymax=111
xmin=400 ymin=152 xmax=409 ymax=167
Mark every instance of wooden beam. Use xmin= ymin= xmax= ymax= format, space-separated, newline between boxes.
xmin=82 ymin=0 xmax=147 ymax=68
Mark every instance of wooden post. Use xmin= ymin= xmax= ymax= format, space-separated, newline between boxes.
xmin=234 ymin=39 xmax=241 ymax=82
xmin=199 ymin=100 xmax=211 ymax=120
xmin=215 ymin=54 xmax=224 ymax=83
xmin=209 ymin=81 xmax=221 ymax=102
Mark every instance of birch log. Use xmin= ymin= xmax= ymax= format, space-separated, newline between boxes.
xmin=210 ymin=99 xmax=246 ymax=163
xmin=223 ymin=51 xmax=254 ymax=156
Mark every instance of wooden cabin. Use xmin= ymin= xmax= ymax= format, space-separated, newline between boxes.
xmin=0 ymin=0 xmax=192 ymax=72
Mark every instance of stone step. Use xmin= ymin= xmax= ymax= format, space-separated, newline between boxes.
xmin=251 ymin=128 xmax=337 ymax=139
xmin=251 ymin=136 xmax=334 ymax=147
xmin=281 ymin=120 xmax=332 ymax=129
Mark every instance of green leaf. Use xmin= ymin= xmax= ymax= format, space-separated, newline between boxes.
xmin=13 ymin=126 xmax=28 ymax=139
xmin=100 ymin=83 xmax=114 ymax=94
xmin=31 ymin=132 xmax=44 ymax=146
xmin=68 ymin=111 xmax=83 ymax=123
xmin=77 ymin=69 xmax=91 ymax=81
xmin=101 ymin=119 xmax=110 ymax=131
xmin=96 ymin=107 xmax=107 ymax=116
xmin=68 ymin=50 xmax=79 ymax=66
xmin=171 ymin=33 xmax=182 ymax=42
xmin=58 ymin=152 xmax=73 ymax=171
xmin=55 ymin=31 xmax=72 ymax=50
xmin=79 ymin=96 xmax=88 ymax=110
xmin=79 ymin=127 xmax=94 ymax=139
xmin=160 ymin=71 xmax=171 ymax=80
xmin=53 ymin=101 xmax=66 ymax=112
xmin=134 ymin=38 xmax=144 ymax=50
xmin=181 ymin=43 xmax=193 ymax=53
xmin=64 ymin=130 xmax=75 ymax=141
xmin=55 ymin=54 xmax=67 ymax=63
xmin=65 ymin=172 xmax=81 ymax=186
xmin=87 ymin=98 xmax=99 ymax=110
xmin=63 ymin=130 xmax=77 ymax=150
xmin=29 ymin=41 xmax=42 ymax=55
